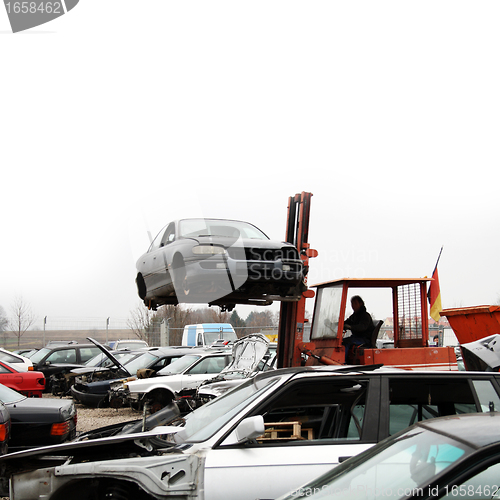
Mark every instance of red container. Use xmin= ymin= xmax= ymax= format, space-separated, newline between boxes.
xmin=440 ymin=306 xmax=500 ymax=344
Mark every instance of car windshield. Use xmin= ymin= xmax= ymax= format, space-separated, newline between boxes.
xmin=0 ymin=383 xmax=27 ymax=404
xmin=29 ymin=348 xmax=52 ymax=364
xmin=278 ymin=426 xmax=474 ymax=500
xmin=0 ymin=351 xmax=23 ymax=364
xmin=179 ymin=219 xmax=269 ymax=240
xmin=158 ymin=355 xmax=201 ymax=375
xmin=122 ymin=352 xmax=160 ymax=375
xmin=85 ymin=352 xmax=137 ymax=368
xmin=175 ymin=374 xmax=282 ymax=443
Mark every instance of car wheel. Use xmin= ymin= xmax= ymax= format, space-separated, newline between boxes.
xmin=172 ymin=256 xmax=190 ymax=296
xmin=148 ymin=389 xmax=173 ymax=414
xmin=136 ymin=273 xmax=147 ymax=300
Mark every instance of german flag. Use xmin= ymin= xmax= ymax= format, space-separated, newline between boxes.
xmin=428 ymin=264 xmax=443 ymax=322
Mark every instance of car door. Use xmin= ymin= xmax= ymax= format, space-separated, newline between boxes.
xmin=140 ymin=224 xmax=174 ymax=292
xmin=203 ymin=375 xmax=380 ymax=500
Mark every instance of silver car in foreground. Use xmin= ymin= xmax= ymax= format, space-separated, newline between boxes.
xmin=274 ymin=411 xmax=500 ymax=500
xmin=3 ymin=367 xmax=500 ymax=499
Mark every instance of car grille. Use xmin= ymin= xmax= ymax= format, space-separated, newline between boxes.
xmin=227 ymin=247 xmax=300 ymax=262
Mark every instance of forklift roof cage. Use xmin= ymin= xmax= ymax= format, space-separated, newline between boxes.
xmin=310 ymin=278 xmax=433 ymax=349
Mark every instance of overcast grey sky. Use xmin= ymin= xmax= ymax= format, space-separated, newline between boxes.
xmin=1 ymin=1 xmax=499 ymax=328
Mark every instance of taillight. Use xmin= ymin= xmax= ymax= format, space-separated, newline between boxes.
xmin=0 ymin=423 xmax=8 ymax=442
xmin=28 ymin=366 xmax=34 ymax=371
xmin=50 ymin=421 xmax=70 ymax=436
xmin=73 ymin=413 xmax=78 ymax=426
xmin=37 ymin=378 xmax=45 ymax=386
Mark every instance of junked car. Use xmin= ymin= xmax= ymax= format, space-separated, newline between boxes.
xmin=0 ymin=383 xmax=76 ymax=453
xmin=108 ymin=339 xmax=149 ymax=350
xmin=135 ymin=218 xmax=306 ymax=310
xmin=71 ymin=346 xmax=203 ymax=408
xmin=53 ymin=348 xmax=145 ymax=396
xmin=29 ymin=341 xmax=105 ymax=392
xmin=0 ymin=348 xmax=33 ymax=372
xmin=196 ymin=334 xmax=277 ymax=404
xmin=0 ymin=360 xmax=45 ymax=397
xmin=120 ymin=349 xmax=233 ymax=412
xmin=5 ymin=367 xmax=500 ymax=500
xmin=0 ymin=401 xmax=11 ymax=456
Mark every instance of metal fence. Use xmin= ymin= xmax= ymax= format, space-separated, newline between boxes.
xmin=1 ymin=325 xmax=288 ymax=350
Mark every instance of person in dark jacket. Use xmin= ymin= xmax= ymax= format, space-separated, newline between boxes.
xmin=342 ymin=295 xmax=374 ymax=363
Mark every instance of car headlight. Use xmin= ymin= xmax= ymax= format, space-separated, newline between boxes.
xmin=192 ymin=245 xmax=226 ymax=255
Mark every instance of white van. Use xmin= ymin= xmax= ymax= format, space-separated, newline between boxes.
xmin=182 ymin=323 xmax=237 ymax=347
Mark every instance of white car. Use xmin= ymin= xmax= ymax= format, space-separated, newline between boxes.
xmin=124 ymin=350 xmax=233 ymax=411
xmin=197 ymin=334 xmax=276 ymax=402
xmin=0 ymin=348 xmax=33 ymax=372
xmin=4 ymin=368 xmax=500 ymax=500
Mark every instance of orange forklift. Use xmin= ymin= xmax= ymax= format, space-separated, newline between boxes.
xmin=277 ymin=192 xmax=458 ymax=371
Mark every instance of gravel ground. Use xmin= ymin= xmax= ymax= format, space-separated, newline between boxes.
xmin=42 ymin=394 xmax=143 ymax=433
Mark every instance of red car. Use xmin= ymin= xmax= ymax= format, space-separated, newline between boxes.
xmin=0 ymin=361 xmax=45 ymax=397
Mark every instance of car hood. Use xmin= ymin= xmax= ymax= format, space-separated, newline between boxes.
xmin=461 ymin=334 xmax=500 ymax=371
xmin=198 ymin=378 xmax=245 ymax=398
xmin=0 ymin=426 xmax=182 ymax=463
xmin=87 ymin=337 xmax=131 ymax=376
xmin=6 ymin=397 xmax=75 ymax=423
xmin=192 ymin=235 xmax=292 ymax=251
xmin=220 ymin=333 xmax=270 ymax=376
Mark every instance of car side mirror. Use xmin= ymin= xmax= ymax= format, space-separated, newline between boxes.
xmin=223 ymin=415 xmax=265 ymax=446
xmin=45 ymin=361 xmax=51 ymax=366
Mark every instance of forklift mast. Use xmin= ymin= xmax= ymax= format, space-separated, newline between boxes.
xmin=276 ymin=193 xmax=457 ymax=371
xmin=277 ymin=192 xmax=317 ymax=368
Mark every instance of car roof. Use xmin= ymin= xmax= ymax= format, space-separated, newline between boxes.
xmin=251 ymin=364 xmax=500 ymax=382
xmin=416 ymin=412 xmax=500 ymax=448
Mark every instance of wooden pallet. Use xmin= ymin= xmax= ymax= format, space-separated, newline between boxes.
xmin=257 ymin=421 xmax=314 ymax=441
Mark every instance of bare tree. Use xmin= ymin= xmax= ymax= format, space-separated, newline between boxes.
xmin=10 ymin=296 xmax=36 ymax=347
xmin=0 ymin=306 xmax=9 ymax=348
xmin=0 ymin=306 xmax=8 ymax=333
xmin=245 ymin=309 xmax=278 ymax=334
xmin=126 ymin=305 xmax=152 ymax=342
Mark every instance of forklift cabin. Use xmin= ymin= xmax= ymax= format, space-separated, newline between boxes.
xmin=303 ymin=278 xmax=458 ymax=370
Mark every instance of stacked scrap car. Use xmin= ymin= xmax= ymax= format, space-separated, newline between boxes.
xmin=71 ymin=343 xmax=205 ymax=408
xmin=116 ymin=348 xmax=233 ymax=412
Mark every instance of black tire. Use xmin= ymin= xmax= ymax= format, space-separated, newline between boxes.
xmin=136 ymin=273 xmax=147 ymax=300
xmin=148 ymin=390 xmax=173 ymax=414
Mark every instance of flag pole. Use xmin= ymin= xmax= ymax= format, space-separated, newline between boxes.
xmin=433 ymin=246 xmax=444 ymax=272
